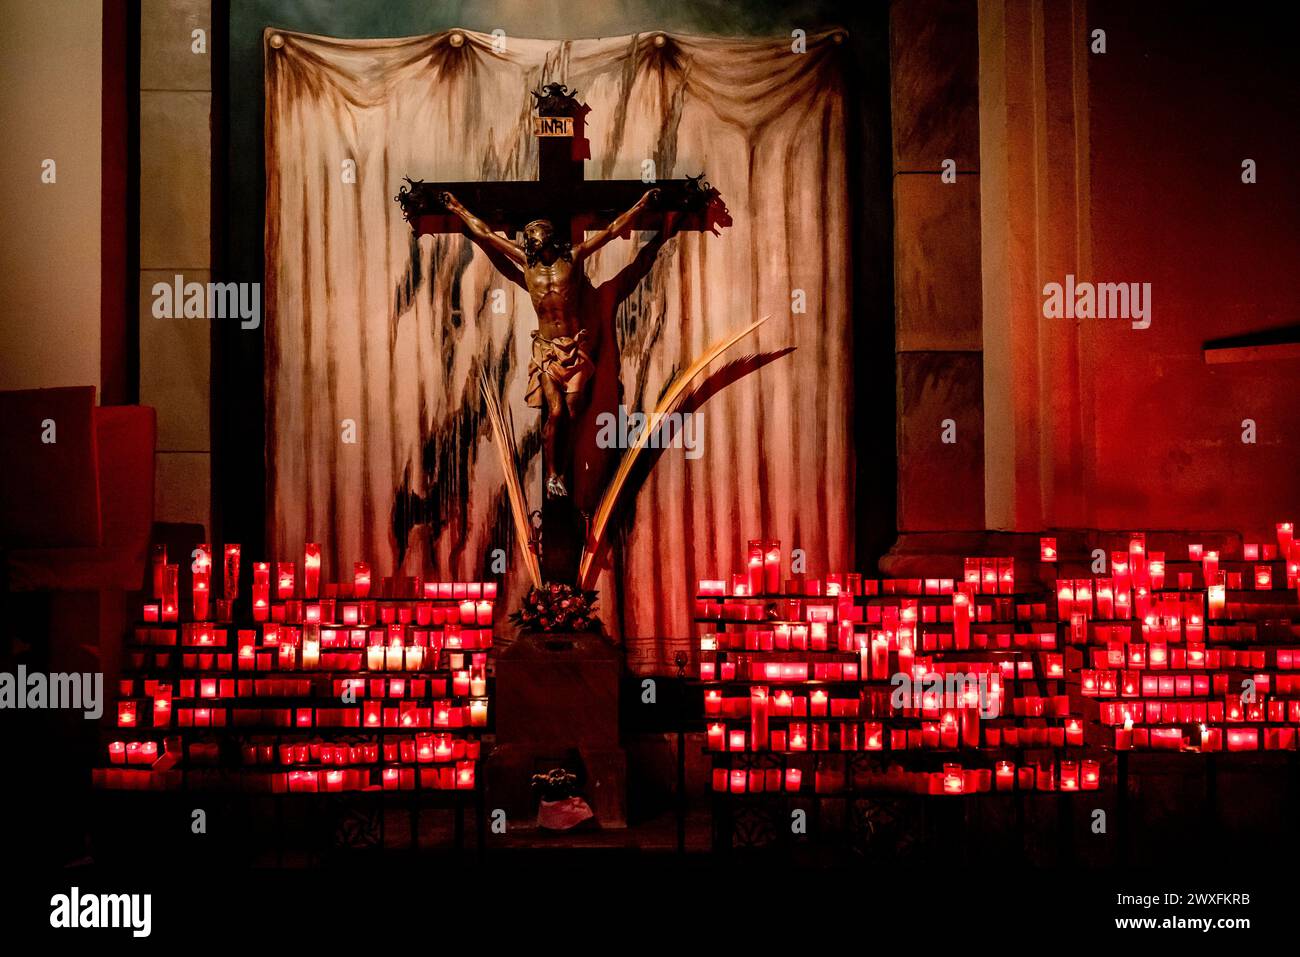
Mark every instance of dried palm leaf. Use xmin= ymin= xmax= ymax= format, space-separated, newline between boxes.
xmin=578 ymin=314 xmax=771 ymax=589
xmin=480 ymin=377 xmax=542 ymax=589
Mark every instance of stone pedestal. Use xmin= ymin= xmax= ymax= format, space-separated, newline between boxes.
xmin=488 ymin=632 xmax=626 ymax=828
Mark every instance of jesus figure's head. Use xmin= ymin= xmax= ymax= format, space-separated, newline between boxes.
xmin=521 ymin=219 xmax=571 ymax=266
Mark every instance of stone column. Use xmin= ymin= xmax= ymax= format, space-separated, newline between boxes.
xmin=140 ymin=0 xmax=213 ymax=534
xmin=978 ymin=0 xmax=1092 ymax=531
xmin=892 ymin=0 xmax=986 ymax=537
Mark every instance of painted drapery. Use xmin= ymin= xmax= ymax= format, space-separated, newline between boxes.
xmin=264 ymin=28 xmax=855 ymax=669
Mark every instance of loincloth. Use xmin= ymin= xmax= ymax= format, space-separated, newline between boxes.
xmin=526 ymin=329 xmax=594 ymax=408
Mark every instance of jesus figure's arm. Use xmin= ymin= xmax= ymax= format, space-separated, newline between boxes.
xmin=440 ymin=192 xmax=526 ymax=266
xmin=573 ymin=189 xmax=659 ymax=264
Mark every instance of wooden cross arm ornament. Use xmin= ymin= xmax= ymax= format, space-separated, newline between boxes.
xmin=395 ymin=173 xmax=726 ymax=240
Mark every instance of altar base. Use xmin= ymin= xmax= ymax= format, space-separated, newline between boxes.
xmin=488 ymin=632 xmax=626 ymax=828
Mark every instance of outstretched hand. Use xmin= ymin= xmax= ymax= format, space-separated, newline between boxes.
xmin=438 ymin=190 xmax=462 ymax=212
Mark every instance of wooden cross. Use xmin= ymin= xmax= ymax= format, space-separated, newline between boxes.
xmin=397 ymin=83 xmax=719 ymax=249
xmin=397 ymin=83 xmax=723 ymax=584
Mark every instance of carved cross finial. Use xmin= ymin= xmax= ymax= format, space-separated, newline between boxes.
xmin=530 ymin=83 xmax=580 ymax=114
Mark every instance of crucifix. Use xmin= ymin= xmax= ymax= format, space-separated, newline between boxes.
xmin=397 ymin=83 xmax=727 ymax=584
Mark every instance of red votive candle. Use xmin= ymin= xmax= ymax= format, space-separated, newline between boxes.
xmin=1276 ymin=521 xmax=1294 ymax=554
xmin=456 ymin=761 xmax=475 ymax=790
xmin=998 ymin=557 xmax=1014 ymax=594
xmin=1076 ymin=579 xmax=1093 ymax=615
xmin=1148 ymin=553 xmax=1165 ymax=590
xmin=150 ymin=543 xmax=168 ymax=600
xmin=750 ymin=686 xmax=769 ymax=750
xmin=1109 ymin=555 xmax=1129 ymax=596
xmin=351 ymin=561 xmax=371 ymax=598
xmin=1115 ymin=589 xmax=1131 ymax=620
xmin=1040 ymin=537 xmax=1057 ymax=562
xmin=1208 ymin=582 xmax=1226 ymax=619
xmin=192 ymin=543 xmax=212 ymax=577
xmin=192 ymin=572 xmax=210 ymax=622
xmin=981 ymin=560 xmax=998 ymax=595
xmin=810 ymin=688 xmax=828 ymax=718
xmin=153 ymin=688 xmax=172 ymax=726
xmin=117 ymin=700 xmax=137 ymax=727
xmin=995 ymin=760 xmax=1014 ymax=791
xmin=1082 ymin=759 xmax=1100 ymax=789
xmin=1059 ymin=761 xmax=1079 ymax=791
xmin=789 ymin=724 xmax=807 ymax=751
xmin=1096 ymin=580 xmax=1114 ymax=619
xmin=704 ymin=689 xmax=723 ymax=716
xmin=707 ymin=722 xmax=725 ymax=751
xmin=746 ymin=540 xmax=764 ymax=595
xmin=1056 ymin=581 xmax=1073 ymax=620
xmin=953 ymin=589 xmax=972 ymax=647
xmin=763 ymin=541 xmax=781 ymax=595
xmin=276 ymin=562 xmax=295 ymax=600
xmin=252 ymin=584 xmax=269 ymax=622
xmin=161 ymin=565 xmax=179 ymax=622
xmin=222 ymin=544 xmax=241 ymax=602
xmin=303 ymin=543 xmax=321 ymax=598
xmin=1128 ymin=534 xmax=1146 ymax=576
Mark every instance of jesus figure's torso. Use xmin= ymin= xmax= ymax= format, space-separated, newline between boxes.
xmin=524 ymin=256 xmax=582 ymax=340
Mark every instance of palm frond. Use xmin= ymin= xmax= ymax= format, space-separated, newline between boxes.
xmin=480 ymin=377 xmax=542 ymax=589
xmin=578 ymin=314 xmax=771 ymax=589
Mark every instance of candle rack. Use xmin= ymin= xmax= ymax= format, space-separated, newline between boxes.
xmin=100 ymin=545 xmax=497 ymax=852
xmin=698 ymin=530 xmax=1300 ymax=849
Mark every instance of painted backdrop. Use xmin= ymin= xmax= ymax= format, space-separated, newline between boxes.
xmin=264 ymin=28 xmax=854 ymax=668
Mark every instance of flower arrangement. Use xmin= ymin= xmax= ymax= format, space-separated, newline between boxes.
xmin=509 ymin=583 xmax=599 ymax=633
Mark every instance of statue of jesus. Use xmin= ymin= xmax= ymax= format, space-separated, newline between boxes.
xmin=439 ymin=187 xmax=663 ymax=498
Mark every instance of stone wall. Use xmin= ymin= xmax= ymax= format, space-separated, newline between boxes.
xmin=140 ymin=0 xmax=213 ymax=534
xmin=0 ymin=0 xmax=103 ymax=393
